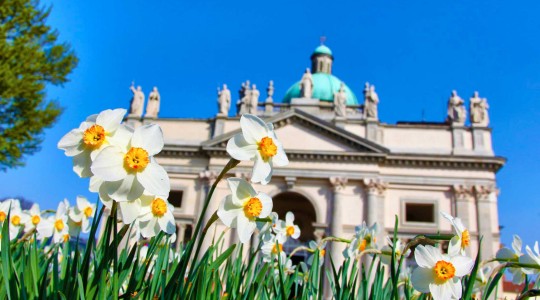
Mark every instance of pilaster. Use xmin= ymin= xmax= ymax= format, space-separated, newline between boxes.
xmin=474 ymin=184 xmax=499 ymax=259
xmin=362 ymin=178 xmax=387 ymax=243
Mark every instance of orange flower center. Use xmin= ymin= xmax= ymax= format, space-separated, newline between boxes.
xmin=243 ymin=197 xmax=263 ymax=219
xmin=83 ymin=125 xmax=106 ymax=148
xmin=0 ymin=212 xmax=6 ymax=222
xmin=63 ymin=234 xmax=70 ymax=242
xmin=320 ymin=249 xmax=326 ymax=257
xmin=433 ymin=260 xmax=455 ymax=282
xmin=461 ymin=230 xmax=470 ymax=248
xmin=124 ymin=147 xmax=150 ymax=172
xmin=358 ymin=239 xmax=367 ymax=251
xmin=11 ymin=215 xmax=20 ymax=226
xmin=286 ymin=225 xmax=295 ymax=236
xmin=55 ymin=219 xmax=65 ymax=231
xmin=151 ymin=198 xmax=167 ymax=217
xmin=272 ymin=243 xmax=283 ymax=254
xmin=257 ymin=137 xmax=277 ymax=162
xmin=84 ymin=206 xmax=93 ymax=218
xmin=31 ymin=215 xmax=41 ymax=225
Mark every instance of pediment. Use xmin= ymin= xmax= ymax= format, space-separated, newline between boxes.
xmin=202 ymin=109 xmax=389 ymax=154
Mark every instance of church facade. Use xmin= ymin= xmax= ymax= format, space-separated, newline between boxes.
xmin=126 ymin=44 xmax=505 ymax=262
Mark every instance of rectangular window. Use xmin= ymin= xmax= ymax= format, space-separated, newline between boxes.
xmin=169 ymin=190 xmax=183 ymax=208
xmin=405 ymin=203 xmax=435 ymax=223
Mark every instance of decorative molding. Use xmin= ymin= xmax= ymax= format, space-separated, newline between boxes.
xmin=474 ymin=184 xmax=499 ymax=201
xmin=198 ymin=170 xmax=218 ymax=185
xmin=285 ymin=176 xmax=297 ymax=190
xmin=452 ymin=184 xmax=474 ymax=201
xmin=329 ymin=176 xmax=348 ymax=192
xmin=362 ymin=178 xmax=387 ymax=195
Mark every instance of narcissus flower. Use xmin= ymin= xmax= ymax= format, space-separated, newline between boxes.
xmin=37 ymin=200 xmax=70 ymax=244
xmin=68 ymin=196 xmax=96 ymax=234
xmin=91 ymin=124 xmax=170 ymax=202
xmin=441 ymin=212 xmax=471 ymax=256
xmin=307 ymin=240 xmax=327 ymax=267
xmin=411 ymin=245 xmax=474 ymax=300
xmin=380 ymin=237 xmax=411 ymax=266
xmin=281 ymin=212 xmax=301 ymax=239
xmin=217 ymin=178 xmax=273 ymax=243
xmin=495 ymin=234 xmax=525 ymax=284
xmin=519 ymin=241 xmax=540 ymax=275
xmin=0 ymin=199 xmax=25 ymax=238
xmin=23 ymin=203 xmax=42 ymax=233
xmin=58 ymin=108 xmax=130 ymax=178
xmin=138 ymin=196 xmax=176 ymax=238
xmin=344 ymin=222 xmax=378 ymax=258
xmin=226 ymin=114 xmax=288 ymax=184
xmin=261 ymin=233 xmax=287 ymax=262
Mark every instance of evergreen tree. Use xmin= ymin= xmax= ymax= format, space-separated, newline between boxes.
xmin=0 ymin=0 xmax=78 ymax=171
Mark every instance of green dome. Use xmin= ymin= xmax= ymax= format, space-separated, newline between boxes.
xmin=282 ymin=73 xmax=359 ymax=105
xmin=313 ymin=45 xmax=332 ymax=56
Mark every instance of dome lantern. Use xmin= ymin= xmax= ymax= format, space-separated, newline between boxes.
xmin=311 ymin=44 xmax=333 ymax=74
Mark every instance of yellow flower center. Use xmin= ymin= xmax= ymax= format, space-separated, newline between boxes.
xmin=257 ymin=137 xmax=277 ymax=162
xmin=55 ymin=219 xmax=65 ymax=231
xmin=243 ymin=197 xmax=263 ymax=219
xmin=0 ymin=211 xmax=6 ymax=222
xmin=11 ymin=215 xmax=20 ymax=226
xmin=358 ymin=239 xmax=367 ymax=251
xmin=31 ymin=215 xmax=41 ymax=225
xmin=320 ymin=249 xmax=326 ymax=257
xmin=433 ymin=260 xmax=456 ymax=282
xmin=124 ymin=147 xmax=150 ymax=172
xmin=63 ymin=234 xmax=70 ymax=243
xmin=286 ymin=225 xmax=295 ymax=236
xmin=83 ymin=125 xmax=106 ymax=148
xmin=151 ymin=198 xmax=167 ymax=217
xmin=84 ymin=206 xmax=93 ymax=218
xmin=272 ymin=243 xmax=283 ymax=254
xmin=461 ymin=230 xmax=470 ymax=248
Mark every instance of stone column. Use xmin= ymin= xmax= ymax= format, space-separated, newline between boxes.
xmin=452 ymin=185 xmax=478 ymax=256
xmin=474 ymin=185 xmax=499 ymax=259
xmin=175 ymin=223 xmax=187 ymax=252
xmin=363 ymin=179 xmax=387 ymax=243
xmin=329 ymin=176 xmax=348 ymax=265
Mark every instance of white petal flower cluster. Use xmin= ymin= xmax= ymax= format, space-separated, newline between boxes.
xmin=218 ymin=114 xmax=290 ymax=243
xmin=410 ymin=212 xmax=475 ymax=300
xmin=496 ymin=235 xmax=539 ymax=284
xmin=58 ymin=109 xmax=174 ymax=238
xmin=380 ymin=236 xmax=411 ymax=266
xmin=343 ymin=222 xmax=378 ymax=259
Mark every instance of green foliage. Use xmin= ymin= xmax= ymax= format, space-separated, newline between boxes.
xmin=0 ymin=0 xmax=78 ymax=170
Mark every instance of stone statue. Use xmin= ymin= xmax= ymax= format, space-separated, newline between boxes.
xmin=237 ymin=81 xmax=250 ymax=116
xmin=129 ymin=82 xmax=145 ymax=117
xmin=470 ymin=91 xmax=489 ymax=126
xmin=447 ymin=90 xmax=466 ymax=125
xmin=249 ymin=84 xmax=260 ymax=114
xmin=300 ymin=68 xmax=314 ymax=98
xmin=145 ymin=86 xmax=160 ymax=118
xmin=217 ymin=84 xmax=231 ymax=116
xmin=363 ymin=82 xmax=379 ymax=120
xmin=266 ymin=80 xmax=274 ymax=102
xmin=333 ymin=82 xmax=347 ymax=117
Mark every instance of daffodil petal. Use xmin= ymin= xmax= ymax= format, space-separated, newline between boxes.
xmin=411 ymin=267 xmax=432 ymax=293
xmin=73 ymin=151 xmax=93 ymax=178
xmin=227 ymin=178 xmax=256 ymax=204
xmin=414 ymin=245 xmax=438 ymax=268
xmin=236 ymin=215 xmax=256 ymax=243
xmin=217 ymin=195 xmax=241 ymax=227
xmin=429 ymin=282 xmax=450 ymax=300
xmin=251 ymin=153 xmax=272 ymax=185
xmin=448 ymin=235 xmax=461 ymax=256
xmin=106 ymin=175 xmax=144 ymax=202
xmin=131 ymin=124 xmax=164 ymax=156
xmin=256 ymin=192 xmax=273 ymax=218
xmin=91 ymin=146 xmax=127 ymax=181
xmin=119 ymin=199 xmax=141 ymax=224
xmin=226 ymin=133 xmax=258 ymax=161
xmin=450 ymin=255 xmax=474 ymax=277
xmin=58 ymin=129 xmax=84 ymax=156
xmin=240 ymin=114 xmax=267 ymax=144
xmin=285 ymin=211 xmax=294 ymax=224
xmin=96 ymin=108 xmax=126 ymax=132
xmin=157 ymin=212 xmax=176 ymax=234
xmin=136 ymin=162 xmax=170 ymax=197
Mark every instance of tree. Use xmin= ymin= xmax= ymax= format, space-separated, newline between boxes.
xmin=0 ymin=0 xmax=78 ymax=171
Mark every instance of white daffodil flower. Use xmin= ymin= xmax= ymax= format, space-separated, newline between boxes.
xmin=495 ymin=235 xmax=525 ymax=284
xmin=411 ymin=245 xmax=474 ymax=300
xmin=68 ymin=196 xmax=96 ymax=234
xmin=217 ymin=178 xmax=273 ymax=243
xmin=307 ymin=240 xmax=327 ymax=267
xmin=37 ymin=200 xmax=70 ymax=244
xmin=58 ymin=108 xmax=131 ymax=178
xmin=261 ymin=233 xmax=287 ymax=262
xmin=23 ymin=203 xmax=42 ymax=233
xmin=380 ymin=237 xmax=411 ymax=266
xmin=226 ymin=114 xmax=289 ymax=185
xmin=519 ymin=241 xmax=540 ymax=275
xmin=275 ymin=212 xmax=301 ymax=240
xmin=441 ymin=212 xmax=471 ymax=256
xmin=91 ymin=124 xmax=170 ymax=202
xmin=273 ymin=255 xmax=296 ymax=278
xmin=0 ymin=199 xmax=25 ymax=239
xmin=138 ymin=196 xmax=176 ymax=238
xmin=344 ymin=222 xmax=378 ymax=259
xmin=257 ymin=211 xmax=280 ymax=241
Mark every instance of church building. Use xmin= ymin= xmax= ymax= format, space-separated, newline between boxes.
xmin=126 ymin=44 xmax=505 ymax=263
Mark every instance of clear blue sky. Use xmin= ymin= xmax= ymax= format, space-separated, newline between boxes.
xmin=1 ymin=1 xmax=538 ymax=250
